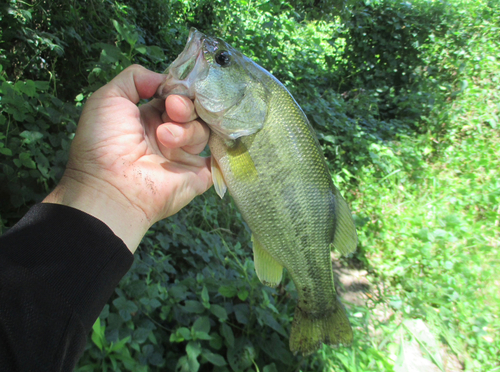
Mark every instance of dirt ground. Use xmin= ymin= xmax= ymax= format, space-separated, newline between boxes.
xmin=332 ymin=257 xmax=463 ymax=372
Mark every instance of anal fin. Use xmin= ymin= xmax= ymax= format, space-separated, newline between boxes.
xmin=331 ymin=188 xmax=358 ymax=256
xmin=252 ymin=235 xmax=283 ymax=287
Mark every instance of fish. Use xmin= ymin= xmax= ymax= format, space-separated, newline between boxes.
xmin=156 ymin=28 xmax=358 ymax=355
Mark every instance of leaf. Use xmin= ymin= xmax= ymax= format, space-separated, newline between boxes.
xmin=220 ymin=323 xmax=234 ymax=348
xmin=147 ymin=45 xmax=165 ymax=61
xmin=263 ymin=363 xmax=278 ymax=372
xmin=97 ymin=43 xmax=123 ymax=64
xmin=113 ymin=297 xmax=138 ymax=312
xmin=112 ymin=20 xmax=139 ymax=46
xmin=135 ymin=44 xmax=148 ymax=54
xmin=0 ymin=148 xmax=12 ymax=156
xmin=109 ymin=336 xmax=130 ymax=352
xmin=133 ymin=327 xmax=151 ymax=343
xmin=201 ymin=285 xmax=210 ymax=308
xmin=20 ymin=131 xmax=43 ymax=144
xmin=233 ymin=304 xmax=250 ymax=325
xmin=192 ymin=316 xmax=211 ymax=334
xmin=170 ymin=327 xmax=191 ymax=343
xmin=14 ymin=80 xmax=37 ymax=97
xmin=18 ymin=152 xmax=36 ymax=169
xmin=227 ymin=338 xmax=256 ymax=372
xmin=183 ymin=300 xmax=205 ymax=314
xmin=186 ymin=341 xmax=202 ymax=361
xmin=210 ymin=304 xmax=228 ymax=322
xmin=209 ymin=333 xmax=223 ymax=350
xmin=34 ymin=81 xmax=50 ymax=91
xmin=202 ymin=350 xmax=227 ymax=367
xmin=261 ymin=333 xmax=293 ymax=365
xmin=91 ymin=319 xmax=105 ymax=351
xmin=176 ymin=355 xmax=192 ymax=372
xmin=218 ymin=285 xmax=237 ymax=298
xmin=237 ymin=289 xmax=249 ymax=301
xmin=193 ymin=331 xmax=212 ymax=340
xmin=113 ymin=297 xmax=137 ymax=321
xmin=256 ymin=308 xmax=288 ymax=337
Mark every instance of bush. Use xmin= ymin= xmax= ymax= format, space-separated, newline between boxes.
xmin=3 ymin=0 xmax=497 ymax=371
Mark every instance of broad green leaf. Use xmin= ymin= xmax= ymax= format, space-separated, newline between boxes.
xmin=192 ymin=316 xmax=211 ymax=334
xmin=202 ymin=350 xmax=227 ymax=367
xmin=256 ymin=308 xmax=287 ymax=337
xmin=227 ymin=338 xmax=256 ymax=372
xmin=193 ymin=331 xmax=212 ymax=340
xmin=210 ymin=304 xmax=228 ymax=321
xmin=18 ymin=152 xmax=36 ymax=169
xmin=237 ymin=289 xmax=249 ymax=301
xmin=263 ymin=363 xmax=278 ymax=372
xmin=20 ymin=130 xmax=43 ymax=144
xmin=186 ymin=341 xmax=202 ymax=360
xmin=183 ymin=300 xmax=205 ymax=314
xmin=209 ymin=332 xmax=223 ymax=350
xmin=220 ymin=323 xmax=234 ymax=348
xmin=133 ymin=327 xmax=150 ymax=343
xmin=0 ymin=147 xmax=12 ymax=156
xmin=97 ymin=43 xmax=123 ymax=64
xmin=218 ymin=285 xmax=237 ymax=298
xmin=233 ymin=304 xmax=249 ymax=325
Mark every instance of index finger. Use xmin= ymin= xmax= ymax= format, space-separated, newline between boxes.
xmin=147 ymin=95 xmax=198 ymax=124
xmin=95 ymin=64 xmax=166 ymax=103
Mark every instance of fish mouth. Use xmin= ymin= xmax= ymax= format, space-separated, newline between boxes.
xmin=156 ymin=28 xmax=208 ymax=99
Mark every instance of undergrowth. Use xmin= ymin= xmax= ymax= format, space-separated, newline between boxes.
xmin=1 ymin=0 xmax=499 ymax=371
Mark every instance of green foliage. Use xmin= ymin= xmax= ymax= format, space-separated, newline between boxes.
xmin=76 ymin=194 xmax=299 ymax=371
xmin=1 ymin=0 xmax=499 ymax=371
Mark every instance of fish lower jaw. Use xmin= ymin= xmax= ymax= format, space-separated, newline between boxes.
xmin=156 ymin=79 xmax=195 ymax=100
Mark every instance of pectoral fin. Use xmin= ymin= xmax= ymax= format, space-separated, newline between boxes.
xmin=331 ymin=188 xmax=358 ymax=256
xmin=252 ymin=235 xmax=283 ymax=287
xmin=227 ymin=140 xmax=258 ymax=182
xmin=211 ymin=156 xmax=227 ymax=198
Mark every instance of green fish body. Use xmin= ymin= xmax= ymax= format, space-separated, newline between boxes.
xmin=157 ymin=28 xmax=358 ymax=355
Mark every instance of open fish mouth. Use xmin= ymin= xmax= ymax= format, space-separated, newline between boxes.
xmin=156 ymin=29 xmax=210 ymax=99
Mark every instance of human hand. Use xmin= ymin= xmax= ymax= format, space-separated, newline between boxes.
xmin=43 ymin=65 xmax=212 ymax=252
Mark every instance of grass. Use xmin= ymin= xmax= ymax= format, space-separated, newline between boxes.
xmin=311 ymin=1 xmax=500 ymax=371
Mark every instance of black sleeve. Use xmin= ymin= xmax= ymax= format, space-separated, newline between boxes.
xmin=0 ymin=203 xmax=134 ymax=371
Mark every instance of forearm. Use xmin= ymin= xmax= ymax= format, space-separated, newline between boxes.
xmin=43 ymin=171 xmax=152 ymax=253
xmin=0 ymin=204 xmax=133 ymax=371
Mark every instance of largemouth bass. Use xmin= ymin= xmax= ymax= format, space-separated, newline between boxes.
xmin=156 ymin=28 xmax=358 ymax=355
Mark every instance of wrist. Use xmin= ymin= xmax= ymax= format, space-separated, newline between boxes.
xmin=43 ymin=171 xmax=150 ymax=253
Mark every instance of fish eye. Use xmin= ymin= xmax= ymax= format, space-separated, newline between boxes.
xmin=215 ymin=50 xmax=231 ymax=67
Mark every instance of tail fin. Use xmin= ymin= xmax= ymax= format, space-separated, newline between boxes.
xmin=289 ymin=303 xmax=353 ymax=355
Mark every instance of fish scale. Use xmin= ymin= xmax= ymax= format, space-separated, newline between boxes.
xmin=157 ymin=28 xmax=358 ymax=355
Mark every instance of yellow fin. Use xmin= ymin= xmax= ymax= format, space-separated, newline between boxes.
xmin=331 ymin=189 xmax=358 ymax=256
xmin=227 ymin=140 xmax=258 ymax=182
xmin=211 ymin=156 xmax=227 ymax=198
xmin=252 ymin=235 xmax=283 ymax=287
xmin=289 ymin=302 xmax=353 ymax=355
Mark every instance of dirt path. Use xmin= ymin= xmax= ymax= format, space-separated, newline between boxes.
xmin=332 ymin=257 xmax=463 ymax=372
